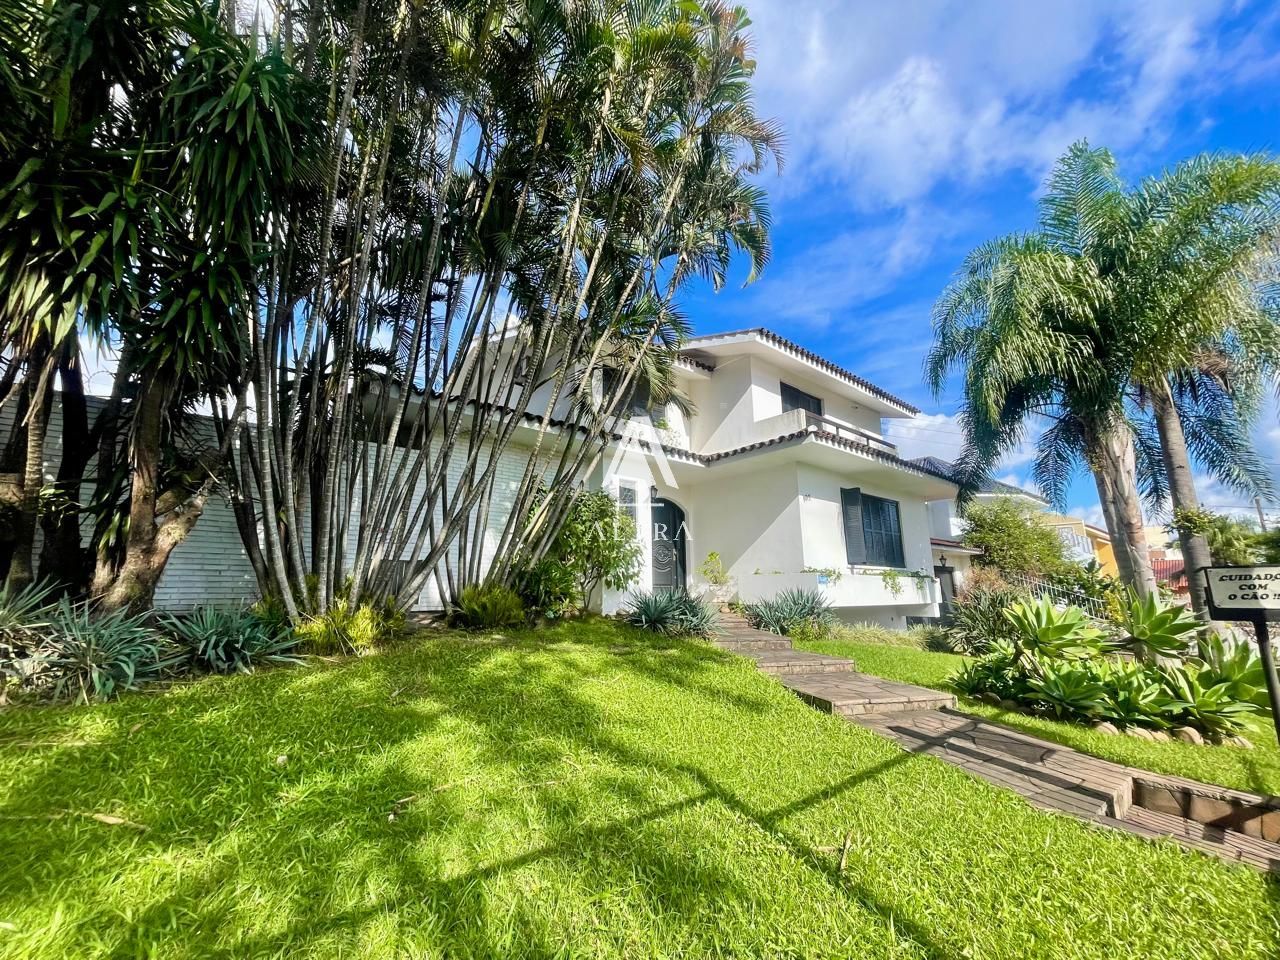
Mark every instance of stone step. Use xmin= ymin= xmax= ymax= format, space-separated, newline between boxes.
xmin=711 ymin=636 xmax=793 ymax=652
xmin=741 ymin=649 xmax=855 ymax=676
xmin=858 ymin=707 xmax=1133 ymax=819
xmin=1109 ymin=807 xmax=1280 ymax=873
xmin=782 ymin=673 xmax=956 ymax=720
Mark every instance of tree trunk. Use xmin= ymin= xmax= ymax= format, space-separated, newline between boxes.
xmin=98 ymin=370 xmax=173 ymax=612
xmin=38 ymin=339 xmax=91 ymax=595
xmin=1090 ymin=418 xmax=1156 ymax=599
xmin=7 ymin=340 xmax=54 ymax=591
xmin=1150 ymin=376 xmax=1213 ymax=621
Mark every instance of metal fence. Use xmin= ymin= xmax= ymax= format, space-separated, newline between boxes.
xmin=999 ymin=571 xmax=1109 ymax=621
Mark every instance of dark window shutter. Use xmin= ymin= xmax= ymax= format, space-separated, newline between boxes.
xmin=840 ymin=487 xmax=866 ymax=565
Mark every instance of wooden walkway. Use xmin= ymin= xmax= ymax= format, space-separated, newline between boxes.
xmin=715 ymin=613 xmax=1280 ymax=873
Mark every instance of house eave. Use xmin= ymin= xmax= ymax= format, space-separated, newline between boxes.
xmin=682 ymin=328 xmax=919 ymax=417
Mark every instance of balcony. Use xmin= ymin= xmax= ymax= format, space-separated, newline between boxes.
xmin=1052 ymin=527 xmax=1095 ymax=563
xmin=703 ymin=408 xmax=898 ymax=458
xmin=802 ymin=412 xmax=898 ymax=455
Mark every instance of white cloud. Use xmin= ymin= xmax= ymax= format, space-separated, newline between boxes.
xmin=746 ymin=0 xmax=1241 ymax=209
xmin=1067 ymin=503 xmax=1107 ymax=528
xmin=886 ymin=410 xmax=1043 ymax=481
xmin=737 ymin=209 xmax=969 ymax=331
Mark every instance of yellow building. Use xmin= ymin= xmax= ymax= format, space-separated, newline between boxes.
xmin=1043 ymin=513 xmax=1118 ymax=577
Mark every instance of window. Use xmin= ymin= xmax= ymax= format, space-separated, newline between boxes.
xmin=602 ymin=369 xmax=651 ymax=417
xmin=861 ymin=494 xmax=904 ymax=568
xmin=780 ymin=382 xmax=823 ymax=417
xmin=617 ymin=483 xmax=638 ymax=526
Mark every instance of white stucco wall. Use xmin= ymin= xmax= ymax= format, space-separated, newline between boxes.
xmin=693 ymin=462 xmax=804 ymax=582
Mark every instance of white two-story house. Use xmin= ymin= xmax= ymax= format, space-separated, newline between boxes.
xmin=594 ymin=328 xmax=957 ymax=627
xmin=18 ymin=328 xmax=956 ymax=624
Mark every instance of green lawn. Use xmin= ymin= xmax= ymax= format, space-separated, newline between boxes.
xmin=2 ymin=621 xmax=1277 ymax=959
xmin=799 ymin=636 xmax=1280 ymax=796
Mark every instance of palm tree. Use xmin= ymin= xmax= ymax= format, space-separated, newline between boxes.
xmin=928 ymin=143 xmax=1158 ymax=596
xmin=930 ymin=142 xmax=1280 ymax=604
xmin=1121 ymin=154 xmax=1280 ymax=619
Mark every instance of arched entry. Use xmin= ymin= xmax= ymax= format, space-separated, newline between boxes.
xmin=651 ymin=498 xmax=687 ymax=591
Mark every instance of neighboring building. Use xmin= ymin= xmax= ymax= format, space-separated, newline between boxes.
xmin=14 ymin=328 xmax=958 ymax=625
xmin=912 ymin=457 xmax=1120 ymax=593
xmin=1041 ymin=514 xmax=1118 ymax=577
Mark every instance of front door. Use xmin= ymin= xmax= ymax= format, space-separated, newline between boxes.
xmin=651 ymin=499 xmax=687 ymax=591
xmin=934 ymin=564 xmax=956 ymax=611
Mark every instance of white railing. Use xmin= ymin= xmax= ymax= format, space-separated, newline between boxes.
xmin=803 ymin=412 xmax=898 ymax=455
xmin=1000 ymin=571 xmax=1108 ymax=621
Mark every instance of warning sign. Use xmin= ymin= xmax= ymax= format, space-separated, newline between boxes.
xmin=1204 ymin=566 xmax=1280 ymax=615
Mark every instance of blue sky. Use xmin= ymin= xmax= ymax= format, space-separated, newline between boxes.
xmin=680 ymin=0 xmax=1280 ymax=525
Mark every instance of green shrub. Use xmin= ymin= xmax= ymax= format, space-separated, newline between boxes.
xmin=623 ymin=590 xmax=718 ymax=637
xmin=452 ymin=584 xmax=527 ymax=630
xmin=163 ymin=606 xmax=302 ymax=675
xmin=35 ymin=601 xmax=178 ymax=703
xmin=536 ymin=490 xmax=643 ymax=611
xmin=951 ymin=644 xmax=1024 ymax=701
xmin=744 ymin=588 xmax=834 ymax=636
xmin=297 ymin=598 xmax=407 ymax=654
xmin=249 ymin=592 xmax=292 ymax=637
xmin=912 ymin=623 xmax=961 ymax=653
xmin=0 ymin=581 xmax=58 ymax=697
xmin=789 ymin=616 xmax=837 ymax=645
xmin=960 ymin=498 xmax=1070 ymax=576
xmin=946 ymin=581 xmax=1025 ymax=655
xmin=515 ymin=559 xmax=577 ymax=620
xmin=1043 ymin=560 xmax=1120 ymax=602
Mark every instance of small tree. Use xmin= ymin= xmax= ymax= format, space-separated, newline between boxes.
xmin=962 ymin=499 xmax=1069 ymax=577
xmin=1202 ymin=514 xmax=1260 ymax=567
xmin=551 ymin=492 xmax=643 ymax=610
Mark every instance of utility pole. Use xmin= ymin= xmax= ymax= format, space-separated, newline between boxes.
xmin=1255 ymin=498 xmax=1268 ymax=533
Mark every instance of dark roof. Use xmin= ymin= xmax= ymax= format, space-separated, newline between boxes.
xmin=384 ymin=388 xmax=953 ymax=482
xmin=702 ymin=427 xmax=958 ymax=484
xmin=683 ymin=328 xmax=919 ymax=415
xmin=908 ymin=456 xmax=1049 ymax=504
xmin=1152 ymin=558 xmax=1187 ymax=588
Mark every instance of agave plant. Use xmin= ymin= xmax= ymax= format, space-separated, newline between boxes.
xmin=0 ymin=581 xmax=58 ymax=697
xmin=623 ymin=591 xmax=718 ymax=638
xmin=1002 ymin=598 xmax=1109 ymax=664
xmin=1096 ymin=660 xmax=1170 ymax=729
xmin=1027 ymin=660 xmax=1107 ymax=720
xmin=1119 ymin=592 xmax=1200 ymax=663
xmin=1192 ymin=634 xmax=1267 ymax=708
xmin=743 ymin=588 xmax=835 ymax=636
xmin=1159 ymin=661 xmax=1262 ymax=738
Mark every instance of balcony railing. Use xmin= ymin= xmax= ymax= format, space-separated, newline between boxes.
xmin=803 ymin=412 xmax=898 ymax=455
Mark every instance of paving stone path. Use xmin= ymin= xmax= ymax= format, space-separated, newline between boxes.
xmin=714 ymin=613 xmax=1280 ymax=873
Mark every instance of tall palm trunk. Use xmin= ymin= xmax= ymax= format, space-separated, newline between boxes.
xmin=7 ymin=338 xmax=54 ymax=591
xmin=1150 ymin=376 xmax=1214 ymax=620
xmin=37 ymin=339 xmax=91 ymax=595
xmin=1090 ymin=418 xmax=1156 ymax=598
